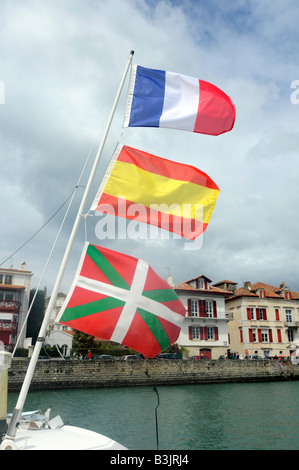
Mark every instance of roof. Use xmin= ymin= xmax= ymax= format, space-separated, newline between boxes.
xmin=174 ymin=280 xmax=232 ymax=297
xmin=0 ymin=284 xmax=25 ymax=290
xmin=228 ymin=281 xmax=299 ymax=300
xmin=0 ymin=267 xmax=32 ymax=274
xmin=213 ymin=280 xmax=238 ymax=286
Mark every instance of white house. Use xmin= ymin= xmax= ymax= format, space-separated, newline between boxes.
xmin=173 ymin=275 xmax=233 ymax=359
xmin=44 ymin=328 xmax=73 ymax=357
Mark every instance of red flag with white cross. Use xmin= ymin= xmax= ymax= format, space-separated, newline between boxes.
xmin=56 ymin=243 xmax=185 ymax=358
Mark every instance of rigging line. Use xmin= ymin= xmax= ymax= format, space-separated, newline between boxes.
xmin=0 ymin=179 xmax=89 ymax=267
xmin=153 ymin=386 xmax=160 ymax=451
xmin=11 ymin=147 xmax=93 ymax=357
xmin=0 ymin=189 xmax=78 ymax=267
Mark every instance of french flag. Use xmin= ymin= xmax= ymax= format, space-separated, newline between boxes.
xmin=123 ymin=65 xmax=236 ymax=136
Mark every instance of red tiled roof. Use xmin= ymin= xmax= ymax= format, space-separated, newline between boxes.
xmin=0 ymin=284 xmax=25 ymax=290
xmin=229 ymin=281 xmax=299 ymax=299
xmin=174 ymin=281 xmax=232 ymax=296
xmin=213 ymin=280 xmax=237 ymax=286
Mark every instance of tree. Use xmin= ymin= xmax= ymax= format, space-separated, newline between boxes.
xmin=26 ymin=289 xmax=45 ymax=345
xmin=72 ymin=330 xmax=95 ymax=350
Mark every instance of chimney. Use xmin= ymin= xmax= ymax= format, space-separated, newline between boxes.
xmin=244 ymin=281 xmax=251 ymax=291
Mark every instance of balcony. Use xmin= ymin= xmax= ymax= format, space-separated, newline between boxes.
xmin=284 ymin=321 xmax=299 ymax=328
xmin=0 ymin=299 xmax=21 ymax=313
xmin=187 ymin=312 xmax=233 ymax=321
xmin=0 ymin=320 xmax=18 ymax=334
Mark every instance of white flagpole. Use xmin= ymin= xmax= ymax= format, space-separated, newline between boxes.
xmin=5 ymin=50 xmax=134 ymax=441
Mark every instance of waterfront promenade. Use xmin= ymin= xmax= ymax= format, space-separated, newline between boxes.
xmin=8 ymin=358 xmax=299 ymax=392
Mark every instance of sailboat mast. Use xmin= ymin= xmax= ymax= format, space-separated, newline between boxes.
xmin=5 ymin=50 xmax=134 ymax=441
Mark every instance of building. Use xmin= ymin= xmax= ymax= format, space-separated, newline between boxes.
xmin=0 ymin=264 xmax=33 ymax=351
xmin=174 ymin=275 xmax=233 ymax=359
xmin=44 ymin=290 xmax=73 ymax=356
xmin=217 ymin=280 xmax=299 ymax=358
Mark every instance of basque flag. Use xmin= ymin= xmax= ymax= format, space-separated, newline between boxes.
xmin=123 ymin=65 xmax=236 ymax=136
xmin=56 ymin=243 xmax=185 ymax=358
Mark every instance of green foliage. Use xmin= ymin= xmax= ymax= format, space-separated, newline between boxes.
xmin=72 ymin=330 xmax=95 ymax=349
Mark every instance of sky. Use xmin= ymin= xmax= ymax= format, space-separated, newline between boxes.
xmin=1 ymin=0 xmax=299 ymax=296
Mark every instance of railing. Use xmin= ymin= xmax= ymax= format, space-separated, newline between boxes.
xmin=0 ymin=320 xmax=18 ymax=334
xmin=0 ymin=300 xmax=21 ymax=312
xmin=284 ymin=321 xmax=299 ymax=328
xmin=186 ymin=312 xmax=234 ymax=320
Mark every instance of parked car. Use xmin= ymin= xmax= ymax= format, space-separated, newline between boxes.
xmin=120 ymin=354 xmax=143 ymax=360
xmin=190 ymin=355 xmax=210 ymax=360
xmin=244 ymin=355 xmax=263 ymax=360
xmin=98 ymin=355 xmax=116 ymax=360
xmin=156 ymin=353 xmax=178 ymax=359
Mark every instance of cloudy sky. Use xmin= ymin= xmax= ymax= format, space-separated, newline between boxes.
xmin=1 ymin=0 xmax=299 ymax=295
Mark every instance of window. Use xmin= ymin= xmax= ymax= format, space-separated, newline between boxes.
xmin=207 ymin=327 xmax=214 ymax=339
xmin=206 ymin=301 xmax=213 ymax=317
xmin=191 ymin=300 xmax=198 ymax=317
xmin=249 ymin=307 xmax=254 ymax=319
xmin=189 ymin=326 xmax=218 ymax=341
xmin=249 ymin=328 xmax=257 ymax=342
xmin=285 ymin=309 xmax=292 ymax=322
xmin=287 ymin=329 xmax=294 ymax=342
xmin=256 ymin=307 xmax=267 ymax=320
xmin=261 ymin=329 xmax=268 ymax=342
xmin=0 ymin=291 xmax=15 ymax=301
xmin=192 ymin=326 xmax=200 ymax=339
xmin=0 ymin=275 xmax=3 ymax=284
xmin=4 ymin=275 xmax=12 ymax=285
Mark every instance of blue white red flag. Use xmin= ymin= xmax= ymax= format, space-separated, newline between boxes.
xmin=123 ymin=65 xmax=236 ymax=136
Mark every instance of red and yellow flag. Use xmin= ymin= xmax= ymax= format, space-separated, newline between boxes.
xmin=90 ymin=143 xmax=220 ymax=239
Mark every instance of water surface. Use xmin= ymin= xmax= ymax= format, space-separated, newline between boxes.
xmin=8 ymin=381 xmax=299 ymax=450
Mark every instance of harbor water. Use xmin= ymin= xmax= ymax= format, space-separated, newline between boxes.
xmin=7 ymin=381 xmax=299 ymax=450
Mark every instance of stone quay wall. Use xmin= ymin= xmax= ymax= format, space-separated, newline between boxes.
xmin=7 ymin=358 xmax=299 ymax=392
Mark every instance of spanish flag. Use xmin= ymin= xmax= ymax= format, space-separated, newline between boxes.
xmin=90 ymin=143 xmax=220 ymax=239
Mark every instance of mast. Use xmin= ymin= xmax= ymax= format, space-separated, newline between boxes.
xmin=5 ymin=50 xmax=134 ymax=441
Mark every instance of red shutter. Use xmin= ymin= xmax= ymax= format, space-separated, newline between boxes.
xmin=189 ymin=326 xmax=193 ymax=340
xmin=249 ymin=329 xmax=253 ymax=342
xmin=204 ymin=280 xmax=208 ymax=289
xmin=263 ymin=308 xmax=267 ymax=320
xmin=240 ymin=329 xmax=243 ymax=342
xmin=277 ymin=329 xmax=282 ymax=342
xmin=269 ymin=329 xmax=273 ymax=342
xmin=256 ymin=308 xmax=260 ymax=320
xmin=204 ymin=327 xmax=208 ymax=340
xmin=247 ymin=308 xmax=251 ymax=320
xmin=199 ymin=300 xmax=206 ymax=317
xmin=200 ymin=327 xmax=204 ymax=340
xmin=258 ymin=329 xmax=262 ymax=342
xmin=275 ymin=309 xmax=280 ymax=321
xmin=289 ymin=292 xmax=292 ymax=300
xmin=213 ymin=301 xmax=217 ymax=318
xmin=187 ymin=299 xmax=192 ymax=316
xmin=214 ymin=327 xmax=218 ymax=340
